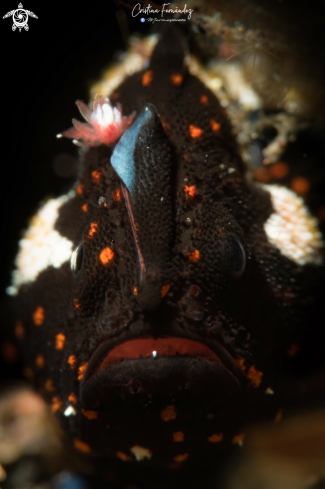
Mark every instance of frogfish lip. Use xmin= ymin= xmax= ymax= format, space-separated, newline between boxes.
xmin=80 ymin=334 xmax=244 ymax=410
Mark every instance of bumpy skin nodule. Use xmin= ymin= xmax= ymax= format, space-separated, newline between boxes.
xmin=12 ymin=27 xmax=323 ymax=463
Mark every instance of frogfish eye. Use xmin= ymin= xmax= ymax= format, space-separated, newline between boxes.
xmin=70 ymin=241 xmax=84 ymax=275
xmin=221 ymin=235 xmax=246 ymax=278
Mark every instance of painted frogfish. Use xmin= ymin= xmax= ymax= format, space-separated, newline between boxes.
xmin=8 ymin=26 xmax=324 ymax=465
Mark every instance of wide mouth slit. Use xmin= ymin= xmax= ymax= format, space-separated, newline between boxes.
xmin=96 ymin=337 xmax=225 ymax=370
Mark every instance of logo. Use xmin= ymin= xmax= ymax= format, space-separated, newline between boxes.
xmin=132 ymin=3 xmax=193 ymax=23
xmin=3 ymin=3 xmax=38 ymax=32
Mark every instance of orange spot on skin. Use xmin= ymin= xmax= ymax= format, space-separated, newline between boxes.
xmin=270 ymin=162 xmax=289 ymax=179
xmin=51 ymin=396 xmax=62 ymax=413
xmin=91 ymin=170 xmax=101 ymax=184
xmin=247 ymin=365 xmax=263 ymax=387
xmin=36 ymin=355 xmax=44 ymax=368
xmin=174 ymin=453 xmax=189 ymax=463
xmin=133 ymin=287 xmax=138 ymax=296
xmin=189 ymin=250 xmax=200 ymax=262
xmin=162 ymin=122 xmax=170 ymax=132
xmin=291 ymin=176 xmax=310 ymax=195
xmin=275 ymin=408 xmax=283 ymax=422
xmin=74 ymin=438 xmax=91 ymax=453
xmin=171 ymin=74 xmax=183 ymax=85
xmin=210 ymin=119 xmax=221 ymax=132
xmin=142 ymin=70 xmax=153 ymax=87
xmin=200 ymin=95 xmax=208 ymax=104
xmin=15 ymin=320 xmax=24 ymax=339
xmin=173 ymin=431 xmax=184 ymax=442
xmin=112 ymin=189 xmax=121 ymax=201
xmin=74 ymin=299 xmax=80 ymax=309
xmin=87 ymin=222 xmax=98 ymax=238
xmin=189 ymin=125 xmax=202 ymax=138
xmin=78 ymin=362 xmax=88 ymax=381
xmin=23 ymin=367 xmax=33 ymax=379
xmin=33 ymin=306 xmax=44 ymax=326
xmin=208 ymin=433 xmax=223 ymax=443
xmin=55 ymin=333 xmax=66 ymax=350
xmin=68 ymin=392 xmax=77 ymax=403
xmin=116 ymin=451 xmax=132 ymax=461
xmin=232 ymin=433 xmax=245 ymax=445
xmin=81 ymin=408 xmax=98 ymax=420
xmin=99 ymin=247 xmax=114 ymax=265
xmin=111 ymin=92 xmax=120 ymax=100
xmin=161 ymin=404 xmax=177 ymax=422
xmin=81 ymin=203 xmax=88 ymax=212
xmin=234 ymin=357 xmax=246 ymax=373
xmin=254 ymin=167 xmax=271 ymax=183
xmin=1 ymin=341 xmax=18 ymax=363
xmin=161 ymin=284 xmax=170 ymax=297
xmin=45 ymin=379 xmax=55 ymax=392
xmin=68 ymin=355 xmax=76 ymax=368
xmin=184 ymin=185 xmax=196 ymax=197
xmin=287 ymin=343 xmax=301 ymax=357
xmin=76 ymin=184 xmax=84 ymax=195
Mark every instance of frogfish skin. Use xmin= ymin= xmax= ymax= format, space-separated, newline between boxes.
xmin=8 ymin=25 xmax=324 ymax=465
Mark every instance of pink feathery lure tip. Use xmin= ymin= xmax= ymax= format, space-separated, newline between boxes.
xmin=57 ymin=95 xmax=136 ymax=147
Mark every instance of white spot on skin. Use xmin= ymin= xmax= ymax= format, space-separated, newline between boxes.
xmin=262 ymin=185 xmax=323 ymax=266
xmin=130 ymin=445 xmax=152 ymax=461
xmin=64 ymin=405 xmax=76 ymax=417
xmin=7 ymin=191 xmax=75 ymax=295
xmin=265 ymin=387 xmax=274 ymax=395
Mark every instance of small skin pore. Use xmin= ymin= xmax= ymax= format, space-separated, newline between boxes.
xmin=189 ymin=125 xmax=202 ymax=138
xmin=33 ymin=307 xmax=44 ymax=326
xmin=142 ymin=70 xmax=153 ymax=87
